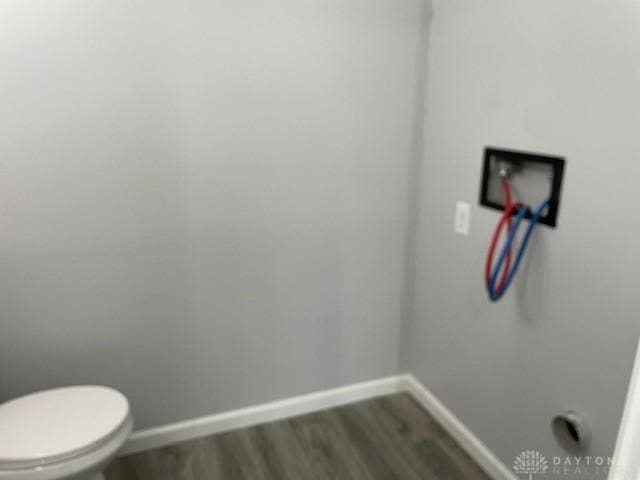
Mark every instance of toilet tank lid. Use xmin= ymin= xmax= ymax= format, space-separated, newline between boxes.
xmin=0 ymin=386 xmax=130 ymax=469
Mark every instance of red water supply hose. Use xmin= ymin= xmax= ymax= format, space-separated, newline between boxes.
xmin=485 ymin=180 xmax=517 ymax=295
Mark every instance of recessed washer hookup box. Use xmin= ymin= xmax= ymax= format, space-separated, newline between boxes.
xmin=480 ymin=147 xmax=565 ymax=228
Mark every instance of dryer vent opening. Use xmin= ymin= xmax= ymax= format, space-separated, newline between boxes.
xmin=552 ymin=411 xmax=591 ymax=452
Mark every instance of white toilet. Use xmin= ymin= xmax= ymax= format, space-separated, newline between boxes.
xmin=0 ymin=386 xmax=133 ymax=480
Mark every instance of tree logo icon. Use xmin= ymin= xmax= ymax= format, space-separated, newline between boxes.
xmin=513 ymin=450 xmax=549 ymax=480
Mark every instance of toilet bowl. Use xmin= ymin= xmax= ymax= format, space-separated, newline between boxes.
xmin=0 ymin=386 xmax=133 ymax=480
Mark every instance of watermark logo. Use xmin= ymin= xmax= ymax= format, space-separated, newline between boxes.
xmin=513 ymin=451 xmax=615 ymax=477
xmin=513 ymin=450 xmax=549 ymax=480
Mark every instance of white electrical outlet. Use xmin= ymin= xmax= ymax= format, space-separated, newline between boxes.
xmin=454 ymin=201 xmax=471 ymax=235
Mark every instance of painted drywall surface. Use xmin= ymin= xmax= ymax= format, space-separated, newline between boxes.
xmin=0 ymin=0 xmax=425 ymax=429
xmin=410 ymin=1 xmax=640 ymax=476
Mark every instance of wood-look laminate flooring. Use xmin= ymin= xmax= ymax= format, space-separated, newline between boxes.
xmin=105 ymin=393 xmax=491 ymax=480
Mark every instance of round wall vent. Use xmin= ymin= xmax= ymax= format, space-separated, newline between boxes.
xmin=551 ymin=411 xmax=591 ymax=452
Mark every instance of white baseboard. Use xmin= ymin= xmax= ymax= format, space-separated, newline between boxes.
xmin=122 ymin=375 xmax=404 ymax=455
xmin=399 ymin=374 xmax=517 ymax=480
xmin=122 ymin=374 xmax=515 ymax=480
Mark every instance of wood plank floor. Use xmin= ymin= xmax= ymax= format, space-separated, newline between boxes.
xmin=105 ymin=393 xmax=491 ymax=480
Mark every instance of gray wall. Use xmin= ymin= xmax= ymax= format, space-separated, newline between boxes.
xmin=409 ymin=0 xmax=640 ymax=476
xmin=0 ymin=0 xmax=426 ymax=429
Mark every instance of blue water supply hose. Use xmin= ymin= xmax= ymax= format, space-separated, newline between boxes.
xmin=488 ymin=197 xmax=551 ymax=301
